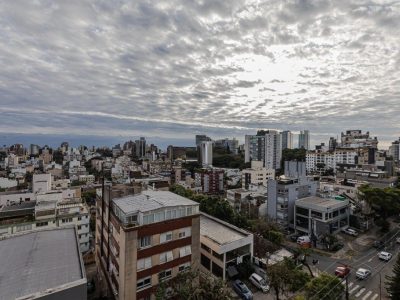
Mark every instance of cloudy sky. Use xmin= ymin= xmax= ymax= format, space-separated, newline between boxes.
xmin=0 ymin=0 xmax=399 ymax=148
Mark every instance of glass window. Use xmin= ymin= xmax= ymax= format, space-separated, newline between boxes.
xmin=179 ymin=227 xmax=191 ymax=239
xmin=178 ymin=262 xmax=191 ymax=272
xmin=140 ymin=236 xmax=151 ymax=248
xmin=137 ymin=257 xmax=152 ymax=270
xmin=137 ymin=277 xmax=151 ymax=291
xmin=166 ymin=210 xmax=172 ymax=220
xmin=201 ymin=243 xmax=211 ymax=253
xmin=179 ymin=245 xmax=191 ymax=257
xmin=160 ymin=251 xmax=173 ymax=263
xmin=158 ymin=269 xmax=172 ymax=281
xmin=187 ymin=207 xmax=192 ymax=215
xmin=160 ymin=231 xmax=173 ymax=243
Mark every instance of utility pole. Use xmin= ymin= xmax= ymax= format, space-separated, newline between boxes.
xmin=379 ymin=272 xmax=382 ymax=300
xmin=345 ymin=274 xmax=349 ymax=300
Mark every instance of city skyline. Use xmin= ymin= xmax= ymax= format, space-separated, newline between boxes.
xmin=0 ymin=1 xmax=399 ymax=148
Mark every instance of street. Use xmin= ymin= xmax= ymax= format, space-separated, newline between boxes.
xmin=311 ymin=232 xmax=400 ymax=300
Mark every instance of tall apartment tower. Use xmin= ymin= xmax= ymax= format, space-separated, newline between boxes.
xmin=389 ymin=138 xmax=400 ymax=162
xmin=199 ymin=141 xmax=213 ymax=167
xmin=281 ymin=131 xmax=293 ymax=150
xmin=265 ymin=130 xmax=282 ymax=170
xmin=195 ymin=135 xmax=212 ymax=146
xmin=135 ymin=137 xmax=146 ymax=158
xmin=298 ymin=130 xmax=310 ymax=150
xmin=96 ymin=187 xmax=200 ymax=300
xmin=244 ymin=130 xmax=282 ymax=170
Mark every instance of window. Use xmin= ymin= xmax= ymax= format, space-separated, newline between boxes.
xmin=187 ymin=207 xmax=192 ymax=215
xmin=140 ymin=236 xmax=151 ymax=248
xmin=78 ymin=225 xmax=82 ymax=230
xmin=160 ymin=251 xmax=173 ymax=263
xmin=137 ymin=257 xmax=152 ymax=270
xmin=137 ymin=277 xmax=151 ymax=291
xmin=160 ymin=231 xmax=173 ymax=243
xmin=179 ymin=245 xmax=191 ymax=257
xmin=62 ymin=218 xmax=73 ymax=223
xmin=178 ymin=262 xmax=191 ymax=273
xmin=143 ymin=214 xmax=154 ymax=225
xmin=201 ymin=243 xmax=211 ymax=253
xmin=158 ymin=269 xmax=172 ymax=281
xmin=36 ymin=222 xmax=48 ymax=227
xmin=178 ymin=227 xmax=191 ymax=239
xmin=78 ymin=216 xmax=81 ymax=221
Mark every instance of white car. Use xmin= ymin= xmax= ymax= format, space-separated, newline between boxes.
xmin=356 ymin=268 xmax=371 ymax=280
xmin=378 ymin=251 xmax=392 ymax=262
xmin=249 ymin=273 xmax=269 ymax=293
xmin=341 ymin=228 xmax=358 ymax=237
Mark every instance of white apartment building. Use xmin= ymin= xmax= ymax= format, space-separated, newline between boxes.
xmin=200 ymin=141 xmax=213 ymax=167
xmin=0 ymin=198 xmax=90 ymax=252
xmin=242 ymin=160 xmax=275 ymax=189
xmin=306 ymin=149 xmax=358 ymax=173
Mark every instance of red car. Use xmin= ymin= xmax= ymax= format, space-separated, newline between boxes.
xmin=335 ymin=266 xmax=350 ymax=278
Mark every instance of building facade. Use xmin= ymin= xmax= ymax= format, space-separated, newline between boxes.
xmin=298 ymin=130 xmax=310 ymax=150
xmin=96 ymin=188 xmax=200 ymax=300
xmin=294 ymin=196 xmax=350 ymax=237
xmin=281 ymin=130 xmax=293 ymax=150
xmin=200 ymin=213 xmax=253 ymax=280
xmin=241 ymin=160 xmax=275 ymax=189
xmin=194 ymin=169 xmax=224 ymax=194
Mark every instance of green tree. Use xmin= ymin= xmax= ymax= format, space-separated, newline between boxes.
xmin=386 ymin=254 xmax=400 ymax=299
xmin=305 ymin=273 xmax=343 ymax=300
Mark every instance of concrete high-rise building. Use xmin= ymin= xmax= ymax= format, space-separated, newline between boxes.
xmin=389 ymin=138 xmax=400 ymax=162
xmin=195 ymin=169 xmax=224 ymax=194
xmin=244 ymin=130 xmax=282 ymax=170
xmin=267 ymin=161 xmax=317 ymax=229
xmin=199 ymin=141 xmax=213 ymax=167
xmin=340 ymin=130 xmax=378 ymax=149
xmin=242 ymin=160 xmax=275 ymax=189
xmin=265 ymin=130 xmax=282 ymax=170
xmin=96 ymin=187 xmax=200 ymax=300
xmin=29 ymin=144 xmax=40 ymax=156
xmin=298 ymin=130 xmax=310 ymax=150
xmin=328 ymin=137 xmax=337 ymax=152
xmin=195 ymin=135 xmax=212 ymax=146
xmin=281 ymin=131 xmax=293 ymax=150
xmin=135 ymin=137 xmax=146 ymax=158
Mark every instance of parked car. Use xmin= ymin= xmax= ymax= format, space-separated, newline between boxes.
xmin=396 ymin=237 xmax=400 ymax=244
xmin=335 ymin=266 xmax=350 ymax=278
xmin=297 ymin=236 xmax=311 ymax=244
xmin=356 ymin=268 xmax=371 ymax=280
xmin=290 ymin=234 xmax=301 ymax=242
xmin=232 ymin=280 xmax=253 ymax=300
xmin=378 ymin=251 xmax=392 ymax=262
xmin=373 ymin=240 xmax=385 ymax=249
xmin=330 ymin=242 xmax=344 ymax=252
xmin=341 ymin=228 xmax=358 ymax=237
xmin=249 ymin=273 xmax=269 ymax=293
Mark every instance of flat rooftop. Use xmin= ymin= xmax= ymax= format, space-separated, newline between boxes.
xmin=0 ymin=227 xmax=85 ymax=300
xmin=113 ymin=190 xmax=198 ymax=215
xmin=200 ymin=213 xmax=251 ymax=246
xmin=296 ymin=196 xmax=349 ymax=208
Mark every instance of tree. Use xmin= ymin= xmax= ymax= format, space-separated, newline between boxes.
xmin=386 ymin=254 xmax=400 ymax=299
xmin=305 ymin=273 xmax=343 ymax=300
xmin=155 ymin=270 xmax=232 ymax=300
xmin=267 ymin=262 xmax=291 ymax=300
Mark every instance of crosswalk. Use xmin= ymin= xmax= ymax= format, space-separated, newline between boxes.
xmin=341 ymin=281 xmax=379 ymax=299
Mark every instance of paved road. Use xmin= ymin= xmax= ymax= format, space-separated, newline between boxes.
xmin=310 ymin=232 xmax=400 ymax=300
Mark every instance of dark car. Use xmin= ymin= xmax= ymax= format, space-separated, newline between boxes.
xmin=373 ymin=240 xmax=384 ymax=249
xmin=232 ymin=279 xmax=253 ymax=300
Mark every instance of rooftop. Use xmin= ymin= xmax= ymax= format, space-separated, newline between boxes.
xmin=200 ymin=213 xmax=251 ymax=246
xmin=0 ymin=227 xmax=85 ymax=300
xmin=113 ymin=190 xmax=198 ymax=215
xmin=296 ymin=196 xmax=349 ymax=208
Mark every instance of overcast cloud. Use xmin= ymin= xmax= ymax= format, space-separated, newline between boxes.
xmin=0 ymin=0 xmax=399 ymax=148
